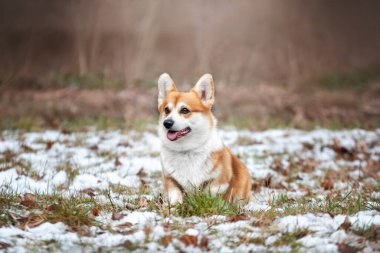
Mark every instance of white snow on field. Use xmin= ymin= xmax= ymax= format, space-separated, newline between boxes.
xmin=0 ymin=128 xmax=379 ymax=252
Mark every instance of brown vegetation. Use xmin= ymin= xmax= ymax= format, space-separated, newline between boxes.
xmin=1 ymin=79 xmax=379 ymax=130
xmin=1 ymin=1 xmax=380 ymax=129
xmin=1 ymin=0 xmax=380 ymax=85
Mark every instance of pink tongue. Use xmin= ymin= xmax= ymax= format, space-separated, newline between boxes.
xmin=167 ymin=131 xmax=179 ymax=141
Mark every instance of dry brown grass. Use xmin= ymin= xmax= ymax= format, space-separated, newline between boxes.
xmin=1 ymin=78 xmax=379 ymax=131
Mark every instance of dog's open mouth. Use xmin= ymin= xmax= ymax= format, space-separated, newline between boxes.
xmin=167 ymin=127 xmax=191 ymax=141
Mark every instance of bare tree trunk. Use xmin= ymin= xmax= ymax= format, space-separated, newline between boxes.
xmin=126 ymin=1 xmax=159 ymax=84
xmin=70 ymin=1 xmax=88 ymax=76
xmin=89 ymin=2 xmax=103 ymax=73
xmin=189 ymin=1 xmax=211 ymax=73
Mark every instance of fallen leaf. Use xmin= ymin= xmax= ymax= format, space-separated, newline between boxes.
xmin=302 ymin=142 xmax=314 ymax=150
xmin=302 ymin=158 xmax=317 ymax=172
xmin=329 ymin=139 xmax=355 ymax=161
xmin=137 ymin=168 xmax=147 ymax=177
xmin=252 ymin=174 xmax=273 ymax=191
xmin=340 ymin=217 xmax=351 ymax=231
xmin=185 ymin=222 xmax=195 ymax=228
xmin=32 ymin=174 xmax=42 ymax=181
xmin=114 ymin=157 xmax=122 ymax=167
xmin=0 ymin=242 xmax=10 ymax=249
xmin=46 ymin=141 xmax=55 ymax=150
xmin=321 ymin=177 xmax=334 ymax=190
xmin=125 ymin=203 xmax=138 ymax=210
xmin=251 ymin=217 xmax=274 ymax=227
xmin=228 ymin=213 xmax=249 ymax=222
xmin=123 ymin=240 xmax=136 ymax=250
xmin=21 ymin=144 xmax=35 ymax=152
xmin=160 ymin=235 xmax=173 ymax=246
xmin=89 ymin=144 xmax=98 ymax=150
xmin=117 ymin=222 xmax=133 ymax=228
xmin=82 ymin=188 xmax=96 ymax=197
xmin=271 ymin=182 xmax=288 ymax=190
xmin=20 ymin=193 xmax=36 ymax=207
xmin=112 ymin=211 xmax=124 ymax=221
xmin=143 ymin=226 xmax=152 ymax=236
xmin=118 ymin=141 xmax=130 ymax=147
xmin=338 ymin=244 xmax=359 ymax=253
xmin=178 ymin=235 xmax=197 ymax=246
xmin=61 ymin=129 xmax=71 ymax=134
xmin=92 ymin=207 xmax=99 ymax=216
xmin=162 ymin=222 xmax=171 ymax=230
xmin=272 ymin=158 xmax=286 ymax=175
xmin=74 ymin=225 xmax=92 ymax=237
xmin=199 ymin=236 xmax=209 ymax=249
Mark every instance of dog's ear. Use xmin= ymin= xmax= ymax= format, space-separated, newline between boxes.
xmin=158 ymin=73 xmax=176 ymax=107
xmin=192 ymin=74 xmax=214 ymax=108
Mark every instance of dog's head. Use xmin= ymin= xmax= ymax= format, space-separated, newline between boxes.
xmin=157 ymin=73 xmax=216 ymax=151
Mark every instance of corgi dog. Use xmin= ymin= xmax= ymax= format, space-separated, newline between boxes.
xmin=157 ymin=73 xmax=252 ymax=204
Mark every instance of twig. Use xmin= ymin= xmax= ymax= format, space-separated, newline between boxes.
xmin=107 ymin=189 xmax=116 ymax=210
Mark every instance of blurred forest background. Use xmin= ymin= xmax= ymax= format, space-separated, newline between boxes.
xmin=1 ymin=0 xmax=380 ymax=131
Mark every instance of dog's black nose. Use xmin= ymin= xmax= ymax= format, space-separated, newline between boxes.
xmin=163 ymin=119 xmax=174 ymax=129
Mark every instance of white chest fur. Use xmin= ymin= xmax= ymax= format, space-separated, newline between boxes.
xmin=161 ymin=130 xmax=224 ymax=192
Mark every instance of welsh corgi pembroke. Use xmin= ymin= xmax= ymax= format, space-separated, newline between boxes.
xmin=157 ymin=73 xmax=252 ymax=204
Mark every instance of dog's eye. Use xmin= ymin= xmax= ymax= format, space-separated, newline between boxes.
xmin=180 ymin=107 xmax=190 ymax=114
xmin=164 ymin=107 xmax=170 ymax=114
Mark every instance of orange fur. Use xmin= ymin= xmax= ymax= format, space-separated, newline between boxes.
xmin=159 ymin=90 xmax=214 ymax=128
xmin=211 ymin=147 xmax=252 ymax=202
xmin=158 ymin=73 xmax=252 ymax=204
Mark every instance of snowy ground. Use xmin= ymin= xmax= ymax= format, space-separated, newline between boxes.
xmin=0 ymin=127 xmax=379 ymax=252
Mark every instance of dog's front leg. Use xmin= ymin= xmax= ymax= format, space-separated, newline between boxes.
xmin=163 ymin=175 xmax=183 ymax=204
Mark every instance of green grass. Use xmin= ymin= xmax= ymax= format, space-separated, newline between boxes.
xmin=268 ymin=191 xmax=379 ymax=217
xmin=132 ymin=78 xmax=157 ymax=89
xmin=0 ymin=116 xmax=45 ymax=131
xmin=0 ymin=190 xmax=115 ymax=229
xmin=316 ymin=68 xmax=380 ymax=93
xmin=108 ymin=183 xmax=135 ymax=195
xmin=219 ymin=116 xmax=369 ymax=131
xmin=0 ymin=115 xmax=160 ymax=132
xmin=60 ymin=115 xmax=125 ymax=132
xmin=54 ymin=73 xmax=125 ymax=90
xmin=175 ymin=189 xmax=240 ymax=217
xmin=0 ymin=189 xmax=21 ymax=226
xmin=1 ymin=113 xmax=374 ymax=132
xmin=56 ymin=162 xmax=80 ymax=186
xmin=38 ymin=194 xmax=97 ymax=228
xmin=125 ymin=117 xmax=157 ymax=132
xmin=0 ymin=115 xmax=126 ymax=132
xmin=273 ymin=227 xmax=309 ymax=250
xmin=219 ymin=117 xmax=295 ymax=130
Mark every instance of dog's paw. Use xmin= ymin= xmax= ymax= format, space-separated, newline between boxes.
xmin=166 ymin=189 xmax=183 ymax=205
